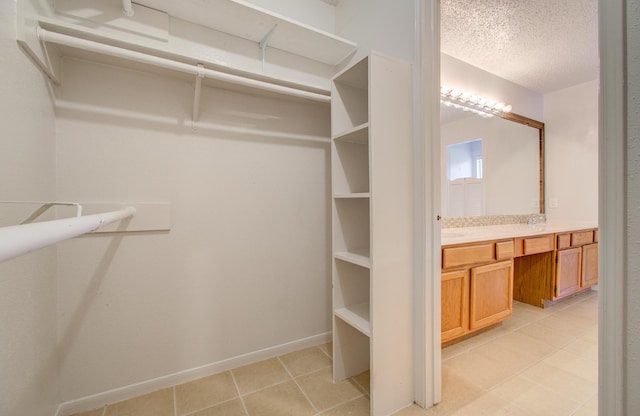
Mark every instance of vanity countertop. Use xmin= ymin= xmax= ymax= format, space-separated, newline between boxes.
xmin=441 ymin=220 xmax=598 ymax=246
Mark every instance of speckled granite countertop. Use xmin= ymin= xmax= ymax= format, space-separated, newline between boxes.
xmin=441 ymin=220 xmax=598 ymax=246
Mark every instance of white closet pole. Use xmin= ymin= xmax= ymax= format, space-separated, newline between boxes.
xmin=37 ymin=28 xmax=331 ymax=103
xmin=0 ymin=207 xmax=136 ymax=263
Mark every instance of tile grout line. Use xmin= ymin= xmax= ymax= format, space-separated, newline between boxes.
xmin=276 ymin=356 xmax=320 ymax=414
xmin=315 ymin=395 xmax=367 ymax=416
xmin=237 ymin=379 xmax=293 ymax=396
xmin=317 ymin=344 xmax=333 ymax=360
xmin=229 ymin=370 xmax=250 ymax=416
xmin=568 ymin=390 xmax=598 ymax=416
xmin=173 ymin=386 xmax=177 ymax=416
xmin=182 ymin=396 xmax=244 ymax=416
xmin=316 ymin=342 xmax=370 ymax=403
xmin=350 ymin=375 xmax=369 ymax=397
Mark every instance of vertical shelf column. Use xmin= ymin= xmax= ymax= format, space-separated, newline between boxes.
xmin=331 ymin=55 xmax=371 ymax=383
xmin=331 ymin=52 xmax=413 ymax=416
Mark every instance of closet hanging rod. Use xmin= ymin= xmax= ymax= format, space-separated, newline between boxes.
xmin=36 ymin=27 xmax=331 ymax=104
xmin=0 ymin=206 xmax=136 ymax=263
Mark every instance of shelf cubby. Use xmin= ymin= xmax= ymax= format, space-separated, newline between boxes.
xmin=332 ymin=197 xmax=370 ymax=257
xmin=331 ymin=58 xmax=369 ymax=135
xmin=332 ymin=132 xmax=369 ymax=195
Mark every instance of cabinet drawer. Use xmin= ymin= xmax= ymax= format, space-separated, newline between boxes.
xmin=442 ymin=243 xmax=493 ymax=269
xmin=572 ymin=231 xmax=594 ymax=247
xmin=496 ymin=240 xmax=515 ymax=260
xmin=516 ymin=234 xmax=555 ymax=256
xmin=557 ymin=233 xmax=571 ymax=250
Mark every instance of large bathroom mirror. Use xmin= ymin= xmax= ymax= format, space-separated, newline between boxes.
xmin=441 ymin=104 xmax=544 ymax=218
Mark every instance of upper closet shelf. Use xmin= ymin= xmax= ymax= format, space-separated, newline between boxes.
xmin=134 ymin=0 xmax=358 ymax=66
xmin=36 ymin=23 xmax=331 ymax=104
xmin=17 ymin=0 xmax=359 ymax=113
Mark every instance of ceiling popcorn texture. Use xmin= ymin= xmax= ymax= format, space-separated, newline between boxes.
xmin=441 ymin=0 xmax=599 ymax=93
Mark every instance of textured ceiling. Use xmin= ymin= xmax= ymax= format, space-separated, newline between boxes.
xmin=441 ymin=0 xmax=599 ymax=93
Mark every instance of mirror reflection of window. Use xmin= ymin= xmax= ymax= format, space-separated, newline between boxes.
xmin=446 ymin=139 xmax=484 ymax=217
xmin=441 ymin=105 xmax=541 ymax=218
xmin=475 ymin=156 xmax=483 ymax=179
xmin=446 ymin=138 xmax=483 ymax=180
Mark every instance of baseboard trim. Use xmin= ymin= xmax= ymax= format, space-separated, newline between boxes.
xmin=56 ymin=332 xmax=331 ymax=416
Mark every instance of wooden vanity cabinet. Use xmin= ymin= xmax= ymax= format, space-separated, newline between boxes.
xmin=469 ymin=260 xmax=513 ymax=330
xmin=581 ymin=243 xmax=599 ymax=288
xmin=555 ymin=247 xmax=582 ymax=298
xmin=441 ymin=269 xmax=468 ymax=343
xmin=554 ymin=229 xmax=598 ymax=299
xmin=441 ymin=240 xmax=514 ymax=344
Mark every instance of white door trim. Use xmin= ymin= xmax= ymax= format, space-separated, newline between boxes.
xmin=413 ymin=0 xmax=441 ymax=408
xmin=598 ymin=0 xmax=626 ymax=414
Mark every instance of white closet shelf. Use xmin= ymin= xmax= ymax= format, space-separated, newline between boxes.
xmin=333 ymin=193 xmax=370 ymax=199
xmin=332 ymin=123 xmax=369 ymax=143
xmin=335 ymin=303 xmax=371 ymax=337
xmin=334 ymin=249 xmax=371 ymax=268
xmin=135 ymin=0 xmax=357 ymax=66
xmin=36 ymin=20 xmax=332 ymax=100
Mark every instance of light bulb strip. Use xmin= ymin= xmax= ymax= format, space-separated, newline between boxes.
xmin=440 ymin=86 xmax=512 ymax=117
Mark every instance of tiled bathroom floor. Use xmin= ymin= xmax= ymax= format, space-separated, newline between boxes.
xmin=72 ymin=290 xmax=597 ymax=416
xmin=397 ymin=289 xmax=598 ymax=416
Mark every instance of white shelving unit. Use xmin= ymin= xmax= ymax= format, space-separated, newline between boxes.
xmin=331 ymin=52 xmax=414 ymax=416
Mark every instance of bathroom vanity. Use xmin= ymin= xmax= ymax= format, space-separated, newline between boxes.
xmin=441 ymin=222 xmax=598 ymax=344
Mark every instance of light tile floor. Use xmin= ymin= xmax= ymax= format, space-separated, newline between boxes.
xmin=72 ymin=343 xmax=370 ymax=416
xmin=72 ymin=290 xmax=597 ymax=416
xmin=396 ymin=289 xmax=598 ymax=416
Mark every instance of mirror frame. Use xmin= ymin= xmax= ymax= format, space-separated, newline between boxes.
xmin=498 ymin=111 xmax=545 ymax=214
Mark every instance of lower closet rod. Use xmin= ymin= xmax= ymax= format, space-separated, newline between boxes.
xmin=0 ymin=207 xmax=136 ymax=263
xmin=37 ymin=27 xmax=331 ymax=104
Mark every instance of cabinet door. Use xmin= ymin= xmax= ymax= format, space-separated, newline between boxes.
xmin=581 ymin=243 xmax=598 ymax=288
xmin=441 ymin=270 xmax=469 ymax=343
xmin=469 ymin=260 xmax=513 ymax=330
xmin=555 ymin=247 xmax=582 ymax=298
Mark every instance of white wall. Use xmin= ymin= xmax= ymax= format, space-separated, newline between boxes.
xmin=441 ymin=54 xmax=543 ymax=121
xmin=544 ymin=80 xmax=599 ymax=222
xmin=335 ymin=0 xmax=415 ymax=64
xmin=0 ymin=1 xmax=60 ymax=416
xmin=54 ymin=57 xmax=331 ymax=401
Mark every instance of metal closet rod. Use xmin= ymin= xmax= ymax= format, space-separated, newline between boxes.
xmin=36 ymin=27 xmax=331 ymax=104
xmin=0 ymin=206 xmax=136 ymax=263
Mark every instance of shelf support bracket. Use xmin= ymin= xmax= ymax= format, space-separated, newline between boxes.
xmin=259 ymin=24 xmax=277 ymax=71
xmin=192 ymin=63 xmax=205 ymax=124
xmin=16 ymin=11 xmax=61 ymax=86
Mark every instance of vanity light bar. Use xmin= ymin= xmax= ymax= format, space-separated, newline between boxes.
xmin=440 ymin=86 xmax=512 ymax=118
